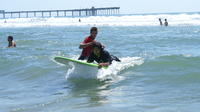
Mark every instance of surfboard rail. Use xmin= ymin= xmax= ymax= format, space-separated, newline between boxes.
xmin=54 ymin=56 xmax=108 ymax=69
xmin=54 ymin=56 xmax=98 ymax=67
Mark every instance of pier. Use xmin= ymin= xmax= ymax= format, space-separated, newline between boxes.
xmin=0 ymin=7 xmax=120 ymax=19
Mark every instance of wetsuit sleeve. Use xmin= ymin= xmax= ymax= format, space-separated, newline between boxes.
xmin=87 ymin=53 xmax=95 ymax=63
xmin=103 ymin=51 xmax=112 ymax=64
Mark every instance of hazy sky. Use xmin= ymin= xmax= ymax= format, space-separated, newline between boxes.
xmin=1 ymin=0 xmax=200 ymax=14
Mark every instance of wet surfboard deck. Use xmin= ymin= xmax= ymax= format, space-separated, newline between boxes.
xmin=54 ymin=56 xmax=108 ymax=69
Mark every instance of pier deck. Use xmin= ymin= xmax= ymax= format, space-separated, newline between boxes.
xmin=0 ymin=7 xmax=120 ymax=19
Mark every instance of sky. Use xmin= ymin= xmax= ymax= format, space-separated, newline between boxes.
xmin=1 ymin=0 xmax=200 ymax=14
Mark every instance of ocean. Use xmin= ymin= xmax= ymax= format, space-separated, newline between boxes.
xmin=0 ymin=12 xmax=200 ymax=112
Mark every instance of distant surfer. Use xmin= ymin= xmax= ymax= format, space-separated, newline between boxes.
xmin=78 ymin=27 xmax=98 ymax=60
xmin=159 ymin=18 xmax=162 ymax=26
xmin=87 ymin=42 xmax=120 ymax=68
xmin=164 ymin=19 xmax=168 ymax=26
xmin=7 ymin=36 xmax=16 ymax=48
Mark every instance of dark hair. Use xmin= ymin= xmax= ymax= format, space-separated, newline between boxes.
xmin=92 ymin=41 xmax=103 ymax=51
xmin=90 ymin=27 xmax=98 ymax=33
xmin=8 ymin=36 xmax=13 ymax=41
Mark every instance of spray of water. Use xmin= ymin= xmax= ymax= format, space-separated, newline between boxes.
xmin=65 ymin=57 xmax=144 ymax=81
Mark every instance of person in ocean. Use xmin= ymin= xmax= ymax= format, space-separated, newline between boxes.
xmin=7 ymin=36 xmax=16 ymax=48
xmin=164 ymin=19 xmax=168 ymax=26
xmin=87 ymin=42 xmax=121 ymax=68
xmin=78 ymin=27 xmax=98 ymax=60
xmin=159 ymin=18 xmax=162 ymax=26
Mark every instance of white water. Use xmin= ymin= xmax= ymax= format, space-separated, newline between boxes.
xmin=1 ymin=13 xmax=200 ymax=27
xmin=65 ymin=57 xmax=144 ymax=80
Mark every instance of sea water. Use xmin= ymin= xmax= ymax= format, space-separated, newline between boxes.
xmin=0 ymin=13 xmax=200 ymax=112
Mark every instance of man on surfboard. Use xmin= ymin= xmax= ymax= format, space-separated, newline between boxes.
xmin=87 ymin=42 xmax=120 ymax=68
xmin=78 ymin=27 xmax=98 ymax=60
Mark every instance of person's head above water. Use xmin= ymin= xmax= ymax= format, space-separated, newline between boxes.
xmin=90 ymin=27 xmax=98 ymax=39
xmin=7 ymin=36 xmax=13 ymax=42
xmin=7 ymin=35 xmax=16 ymax=48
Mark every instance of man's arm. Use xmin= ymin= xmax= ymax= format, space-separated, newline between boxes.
xmin=79 ymin=42 xmax=93 ymax=49
xmin=13 ymin=42 xmax=16 ymax=47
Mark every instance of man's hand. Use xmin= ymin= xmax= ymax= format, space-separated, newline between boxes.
xmin=98 ymin=63 xmax=109 ymax=69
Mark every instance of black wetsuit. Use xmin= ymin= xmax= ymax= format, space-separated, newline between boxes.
xmin=87 ymin=50 xmax=120 ymax=64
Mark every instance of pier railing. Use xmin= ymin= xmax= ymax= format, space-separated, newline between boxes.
xmin=0 ymin=7 xmax=120 ymax=19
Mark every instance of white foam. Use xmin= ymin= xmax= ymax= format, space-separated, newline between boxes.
xmin=65 ymin=57 xmax=144 ymax=80
xmin=1 ymin=13 xmax=200 ymax=27
xmin=97 ymin=57 xmax=144 ymax=80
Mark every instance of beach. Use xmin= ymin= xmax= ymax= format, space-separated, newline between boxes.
xmin=0 ymin=13 xmax=200 ymax=112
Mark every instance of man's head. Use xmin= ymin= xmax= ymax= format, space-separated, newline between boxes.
xmin=92 ymin=42 xmax=103 ymax=55
xmin=90 ymin=27 xmax=98 ymax=39
xmin=8 ymin=36 xmax=13 ymax=41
